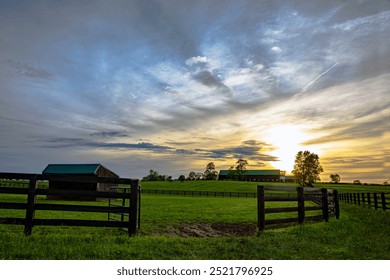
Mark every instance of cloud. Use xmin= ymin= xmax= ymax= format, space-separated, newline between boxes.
xmin=89 ymin=131 xmax=130 ymax=138
xmin=5 ymin=60 xmax=53 ymax=80
xmin=0 ymin=0 xmax=389 ymax=182
xmin=42 ymin=136 xmax=278 ymax=164
xmin=185 ymin=56 xmax=208 ymax=66
xmin=45 ymin=138 xmax=173 ymax=152
xmin=271 ymin=46 xmax=282 ymax=53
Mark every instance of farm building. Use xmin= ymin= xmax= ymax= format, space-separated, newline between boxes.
xmin=281 ymin=175 xmax=296 ymax=183
xmin=218 ymin=169 xmax=282 ymax=182
xmin=42 ymin=163 xmax=119 ymax=200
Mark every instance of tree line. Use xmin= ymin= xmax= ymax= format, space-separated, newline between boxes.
xmin=141 ymin=150 xmax=385 ymax=186
xmin=142 ymin=162 xmax=219 ymax=182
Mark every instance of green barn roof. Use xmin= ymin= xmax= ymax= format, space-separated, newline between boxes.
xmin=219 ymin=170 xmax=280 ymax=176
xmin=42 ymin=164 xmax=103 ymax=175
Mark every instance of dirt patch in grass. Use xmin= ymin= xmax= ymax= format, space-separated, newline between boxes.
xmin=167 ymin=223 xmax=257 ymax=237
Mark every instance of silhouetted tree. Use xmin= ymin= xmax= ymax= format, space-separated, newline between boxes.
xmin=330 ymin=174 xmax=341 ymax=184
xmin=142 ymin=170 xmax=170 ymax=181
xmin=178 ymin=175 xmax=186 ymax=182
xmin=292 ymin=151 xmax=323 ymax=187
xmin=227 ymin=166 xmax=237 ymax=180
xmin=204 ymin=162 xmax=218 ymax=180
xmin=187 ymin=172 xmax=203 ymax=180
xmin=142 ymin=169 xmax=159 ymax=181
xmin=235 ymin=158 xmax=248 ymax=181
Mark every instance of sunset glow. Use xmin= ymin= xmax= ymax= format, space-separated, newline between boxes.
xmin=264 ymin=125 xmax=311 ymax=173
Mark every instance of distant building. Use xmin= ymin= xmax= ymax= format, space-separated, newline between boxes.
xmin=42 ymin=163 xmax=119 ymax=200
xmin=281 ymin=175 xmax=296 ymax=183
xmin=218 ymin=169 xmax=282 ymax=182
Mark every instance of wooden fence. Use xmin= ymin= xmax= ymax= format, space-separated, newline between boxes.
xmin=339 ymin=192 xmax=389 ymax=211
xmin=0 ymin=172 xmax=140 ymax=236
xmin=141 ymin=188 xmax=260 ymax=198
xmin=257 ymin=185 xmax=339 ymax=231
xmin=141 ymin=188 xmax=308 ymax=198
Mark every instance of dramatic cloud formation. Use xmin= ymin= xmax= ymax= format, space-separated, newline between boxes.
xmin=1 ymin=0 xmax=389 ymax=183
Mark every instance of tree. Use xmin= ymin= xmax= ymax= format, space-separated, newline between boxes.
xmin=204 ymin=162 xmax=218 ymax=180
xmin=227 ymin=166 xmax=237 ymax=180
xmin=187 ymin=171 xmax=197 ymax=180
xmin=235 ymin=158 xmax=248 ymax=181
xmin=292 ymin=151 xmax=323 ymax=187
xmin=330 ymin=174 xmax=341 ymax=184
xmin=186 ymin=171 xmax=204 ymax=180
xmin=142 ymin=169 xmax=160 ymax=181
xmin=178 ymin=175 xmax=186 ymax=182
xmin=142 ymin=170 xmax=170 ymax=181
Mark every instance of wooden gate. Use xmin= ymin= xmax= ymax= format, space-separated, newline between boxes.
xmin=257 ymin=185 xmax=339 ymax=231
xmin=0 ymin=172 xmax=140 ymax=236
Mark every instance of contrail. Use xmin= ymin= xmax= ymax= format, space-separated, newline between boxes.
xmin=302 ymin=62 xmax=337 ymax=92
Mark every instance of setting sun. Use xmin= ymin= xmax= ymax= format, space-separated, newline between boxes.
xmin=264 ymin=125 xmax=320 ymax=173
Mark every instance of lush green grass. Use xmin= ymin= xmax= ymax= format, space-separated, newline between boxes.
xmin=1 ymin=204 xmax=389 ymax=259
xmin=140 ymin=180 xmax=390 ymax=193
xmin=0 ymin=181 xmax=389 ymax=259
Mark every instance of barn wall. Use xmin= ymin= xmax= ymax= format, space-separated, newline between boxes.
xmin=218 ymin=175 xmax=280 ymax=181
xmin=96 ymin=166 xmax=119 ymax=192
xmin=47 ymin=180 xmax=97 ymax=200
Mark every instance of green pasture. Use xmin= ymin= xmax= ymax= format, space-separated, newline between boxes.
xmin=140 ymin=180 xmax=390 ymax=193
xmin=0 ymin=181 xmax=389 ymax=259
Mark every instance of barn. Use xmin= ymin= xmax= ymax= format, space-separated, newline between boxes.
xmin=42 ymin=164 xmax=119 ymax=200
xmin=218 ymin=169 xmax=282 ymax=182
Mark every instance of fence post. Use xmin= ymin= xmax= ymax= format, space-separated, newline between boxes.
xmin=321 ymin=188 xmax=329 ymax=222
xmin=373 ymin=193 xmax=378 ymax=210
xmin=381 ymin=193 xmax=386 ymax=211
xmin=24 ymin=175 xmax=38 ymax=236
xmin=353 ymin=193 xmax=357 ymax=204
xmin=367 ymin=193 xmax=371 ymax=207
xmin=297 ymin=187 xmax=305 ymax=224
xmin=128 ymin=180 xmax=139 ymax=236
xmin=362 ymin=193 xmax=365 ymax=206
xmin=357 ymin=193 xmax=361 ymax=205
xmin=257 ymin=185 xmax=265 ymax=231
xmin=333 ymin=190 xmax=340 ymax=219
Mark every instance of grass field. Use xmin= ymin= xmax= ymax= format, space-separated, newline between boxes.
xmin=0 ymin=181 xmax=389 ymax=259
xmin=140 ymin=180 xmax=390 ymax=193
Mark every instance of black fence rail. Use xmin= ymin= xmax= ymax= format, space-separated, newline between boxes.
xmin=141 ymin=188 xmax=258 ymax=198
xmin=0 ymin=172 xmax=140 ymax=236
xmin=257 ymin=185 xmax=339 ymax=231
xmin=339 ymin=192 xmax=389 ymax=211
xmin=141 ymin=188 xmax=304 ymax=198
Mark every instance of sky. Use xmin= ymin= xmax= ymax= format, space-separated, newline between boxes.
xmin=0 ymin=0 xmax=389 ymax=183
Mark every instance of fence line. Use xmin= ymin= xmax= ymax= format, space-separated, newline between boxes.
xmin=141 ymin=188 xmax=259 ymax=198
xmin=141 ymin=188 xmax=303 ymax=198
xmin=339 ymin=192 xmax=389 ymax=211
xmin=0 ymin=172 xmax=140 ymax=236
xmin=257 ymin=185 xmax=339 ymax=231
